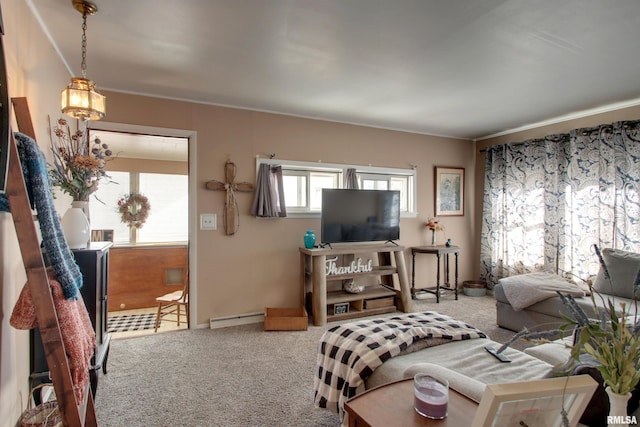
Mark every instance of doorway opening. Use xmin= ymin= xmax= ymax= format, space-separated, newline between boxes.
xmin=88 ymin=127 xmax=192 ymax=339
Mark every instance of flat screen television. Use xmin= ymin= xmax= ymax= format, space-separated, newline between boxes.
xmin=321 ymin=188 xmax=400 ymax=244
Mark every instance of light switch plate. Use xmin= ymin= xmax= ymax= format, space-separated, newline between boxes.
xmin=200 ymin=213 xmax=217 ymax=230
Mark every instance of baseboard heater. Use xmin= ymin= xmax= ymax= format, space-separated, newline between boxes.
xmin=209 ymin=312 xmax=264 ymax=329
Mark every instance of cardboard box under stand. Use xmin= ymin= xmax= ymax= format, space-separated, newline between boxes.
xmin=264 ymin=307 xmax=308 ymax=331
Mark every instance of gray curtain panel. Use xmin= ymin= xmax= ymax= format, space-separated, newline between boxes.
xmin=480 ymin=120 xmax=640 ymax=288
xmin=250 ymin=163 xmax=287 ymax=217
xmin=344 ymin=168 xmax=359 ymax=189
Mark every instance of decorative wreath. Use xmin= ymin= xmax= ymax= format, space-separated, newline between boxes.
xmin=117 ymin=192 xmax=151 ymax=229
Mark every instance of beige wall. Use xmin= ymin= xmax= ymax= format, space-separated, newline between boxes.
xmin=98 ymin=90 xmax=477 ymax=324
xmin=108 ymin=157 xmax=188 ymax=175
xmin=472 ymin=105 xmax=640 ymax=279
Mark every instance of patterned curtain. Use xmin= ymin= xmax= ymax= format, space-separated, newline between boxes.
xmin=480 ymin=120 xmax=640 ymax=288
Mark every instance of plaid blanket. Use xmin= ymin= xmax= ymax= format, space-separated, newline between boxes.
xmin=313 ymin=311 xmax=486 ymax=418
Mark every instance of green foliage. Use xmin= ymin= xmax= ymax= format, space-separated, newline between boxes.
xmin=569 ymin=299 xmax=640 ymax=395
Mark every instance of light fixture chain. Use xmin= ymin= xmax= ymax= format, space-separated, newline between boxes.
xmin=81 ymin=12 xmax=88 ymax=78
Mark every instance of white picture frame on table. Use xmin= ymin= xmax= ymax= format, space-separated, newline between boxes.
xmin=471 ymin=376 xmax=598 ymax=427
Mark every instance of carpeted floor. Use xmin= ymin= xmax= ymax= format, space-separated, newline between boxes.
xmin=107 ymin=313 xmax=159 ymax=333
xmin=94 ymin=293 xmax=526 ymax=427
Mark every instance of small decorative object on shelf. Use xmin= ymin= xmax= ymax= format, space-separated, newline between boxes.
xmin=117 ymin=192 xmax=150 ymax=228
xmin=333 ymin=302 xmax=349 ymax=315
xmin=446 ymin=238 xmax=452 ymax=247
xmin=343 ymin=279 xmax=364 ymax=294
xmin=304 ymin=230 xmax=316 ymax=249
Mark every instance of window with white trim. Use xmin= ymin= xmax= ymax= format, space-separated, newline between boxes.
xmin=258 ymin=158 xmax=416 ymax=216
xmin=90 ymin=171 xmax=188 ymax=244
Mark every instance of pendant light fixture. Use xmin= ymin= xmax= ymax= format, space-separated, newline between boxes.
xmin=60 ymin=0 xmax=106 ymax=121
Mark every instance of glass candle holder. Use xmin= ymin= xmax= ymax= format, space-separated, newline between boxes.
xmin=414 ymin=373 xmax=449 ymax=419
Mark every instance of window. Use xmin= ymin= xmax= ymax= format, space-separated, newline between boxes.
xmin=90 ymin=171 xmax=188 ymax=244
xmin=138 ymin=173 xmax=188 ymax=243
xmin=283 ymin=169 xmax=340 ymax=212
xmin=360 ymin=173 xmax=411 ymax=212
xmin=87 ymin=130 xmax=188 ymax=245
xmin=258 ymin=158 xmax=416 ymax=216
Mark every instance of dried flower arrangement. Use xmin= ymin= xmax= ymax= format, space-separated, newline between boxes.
xmin=48 ymin=117 xmax=112 ymax=201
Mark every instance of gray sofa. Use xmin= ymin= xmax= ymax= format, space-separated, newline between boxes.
xmin=495 ymin=248 xmax=640 ymax=332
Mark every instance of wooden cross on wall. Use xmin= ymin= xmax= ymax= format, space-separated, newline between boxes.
xmin=205 ymin=160 xmax=254 ymax=235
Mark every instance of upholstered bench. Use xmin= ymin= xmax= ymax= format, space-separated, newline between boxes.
xmin=364 ymin=336 xmax=553 ymax=401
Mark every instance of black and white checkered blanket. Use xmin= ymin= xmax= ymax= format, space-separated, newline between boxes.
xmin=313 ymin=311 xmax=486 ymax=418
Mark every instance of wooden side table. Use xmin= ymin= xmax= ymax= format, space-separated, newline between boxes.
xmin=410 ymin=245 xmax=460 ymax=303
xmin=344 ymin=378 xmax=477 ymax=426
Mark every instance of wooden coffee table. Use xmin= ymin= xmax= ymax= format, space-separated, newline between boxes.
xmin=344 ymin=378 xmax=478 ymax=426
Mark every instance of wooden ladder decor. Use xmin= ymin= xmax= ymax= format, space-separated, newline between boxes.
xmin=7 ymin=97 xmax=97 ymax=426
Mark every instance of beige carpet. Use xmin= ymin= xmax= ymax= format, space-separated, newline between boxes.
xmin=94 ymin=293 xmax=526 ymax=427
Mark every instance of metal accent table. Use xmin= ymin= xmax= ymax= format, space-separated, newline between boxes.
xmin=410 ymin=245 xmax=460 ymax=302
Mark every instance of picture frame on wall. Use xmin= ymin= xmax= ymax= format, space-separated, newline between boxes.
xmin=434 ymin=166 xmax=464 ymax=216
xmin=471 ymin=375 xmax=598 ymax=427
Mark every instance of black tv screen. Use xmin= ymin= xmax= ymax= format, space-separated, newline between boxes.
xmin=321 ymin=189 xmax=400 ymax=244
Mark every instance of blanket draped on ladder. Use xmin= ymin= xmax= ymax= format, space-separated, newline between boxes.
xmin=313 ymin=311 xmax=486 ymax=419
xmin=0 ymin=132 xmax=83 ymax=299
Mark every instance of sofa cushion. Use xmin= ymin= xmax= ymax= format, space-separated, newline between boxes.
xmin=495 ymin=283 xmax=634 ymax=324
xmin=593 ymin=248 xmax=640 ymax=299
xmin=497 ymin=272 xmax=585 ymax=310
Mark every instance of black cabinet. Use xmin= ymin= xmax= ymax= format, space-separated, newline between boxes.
xmin=31 ymin=241 xmax=112 ymax=398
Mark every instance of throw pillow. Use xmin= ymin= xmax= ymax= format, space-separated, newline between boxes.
xmin=593 ymin=248 xmax=640 ymax=299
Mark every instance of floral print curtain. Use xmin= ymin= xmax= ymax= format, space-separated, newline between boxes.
xmin=480 ymin=120 xmax=640 ymax=288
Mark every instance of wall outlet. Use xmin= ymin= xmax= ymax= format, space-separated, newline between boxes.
xmin=200 ymin=213 xmax=217 ymax=230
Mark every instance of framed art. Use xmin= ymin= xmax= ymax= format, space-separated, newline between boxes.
xmin=434 ymin=166 xmax=464 ymax=216
xmin=471 ymin=375 xmax=598 ymax=427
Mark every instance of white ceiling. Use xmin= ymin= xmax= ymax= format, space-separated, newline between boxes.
xmin=29 ymin=0 xmax=640 ymax=140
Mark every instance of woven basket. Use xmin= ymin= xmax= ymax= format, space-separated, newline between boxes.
xmin=19 ymin=384 xmax=63 ymax=427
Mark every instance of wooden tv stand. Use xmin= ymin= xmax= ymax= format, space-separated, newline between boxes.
xmin=300 ymin=244 xmax=413 ymax=326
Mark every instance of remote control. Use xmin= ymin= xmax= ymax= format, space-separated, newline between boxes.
xmin=485 ymin=345 xmax=512 ymax=363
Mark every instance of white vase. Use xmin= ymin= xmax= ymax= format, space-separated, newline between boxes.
xmin=606 ymin=387 xmax=631 ymax=427
xmin=61 ymin=205 xmax=90 ymax=249
xmin=72 ymin=200 xmax=90 ymax=224
xmin=431 ymin=230 xmax=437 ymax=246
